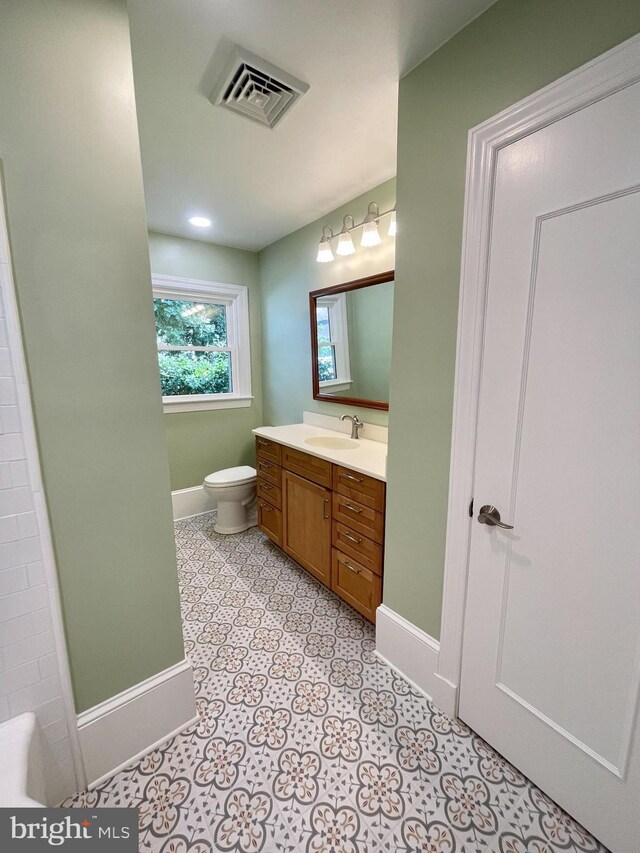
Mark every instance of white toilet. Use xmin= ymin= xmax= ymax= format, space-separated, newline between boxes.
xmin=203 ymin=465 xmax=257 ymax=534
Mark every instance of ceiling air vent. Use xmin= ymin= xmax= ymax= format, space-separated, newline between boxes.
xmin=210 ymin=46 xmax=309 ymax=129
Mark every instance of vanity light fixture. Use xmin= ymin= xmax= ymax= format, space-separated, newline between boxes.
xmin=188 ymin=216 xmax=212 ymax=227
xmin=316 ymin=226 xmax=335 ymax=263
xmin=315 ymin=201 xmax=395 ymax=262
xmin=361 ymin=202 xmax=382 ymax=247
xmin=336 ymin=215 xmax=356 ymax=256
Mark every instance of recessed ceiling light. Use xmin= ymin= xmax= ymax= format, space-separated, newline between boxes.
xmin=188 ymin=216 xmax=211 ymax=227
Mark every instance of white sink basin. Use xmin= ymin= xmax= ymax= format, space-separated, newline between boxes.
xmin=304 ymin=436 xmax=360 ymax=451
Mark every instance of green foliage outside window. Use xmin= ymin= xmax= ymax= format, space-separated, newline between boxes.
xmin=154 ymin=298 xmax=231 ymax=395
xmin=157 ymin=351 xmax=231 ymax=396
xmin=154 ymin=298 xmax=227 ymax=346
xmin=317 ymin=343 xmax=337 ymax=382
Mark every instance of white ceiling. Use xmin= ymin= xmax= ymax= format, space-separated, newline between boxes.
xmin=128 ymin=0 xmax=495 ymax=251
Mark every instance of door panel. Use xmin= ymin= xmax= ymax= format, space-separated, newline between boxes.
xmin=497 ymin=193 xmax=640 ymax=772
xmin=459 ymin=76 xmax=640 ymax=853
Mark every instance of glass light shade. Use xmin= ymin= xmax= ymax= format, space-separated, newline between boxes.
xmin=316 ymin=238 xmax=335 ymax=263
xmin=361 ymin=219 xmax=381 ymax=247
xmin=336 ymin=230 xmax=355 ymax=256
xmin=388 ymin=210 xmax=397 ymax=237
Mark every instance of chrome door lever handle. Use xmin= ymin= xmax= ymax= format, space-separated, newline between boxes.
xmin=477 ymin=505 xmax=514 ymax=529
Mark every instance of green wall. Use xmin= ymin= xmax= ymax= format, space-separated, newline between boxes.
xmin=0 ymin=0 xmax=184 ymax=712
xmin=147 ymin=232 xmax=263 ymax=490
xmin=384 ymin=0 xmax=640 ymax=638
xmin=259 ymin=179 xmax=396 ymax=428
xmin=346 ymin=283 xmax=394 ymax=403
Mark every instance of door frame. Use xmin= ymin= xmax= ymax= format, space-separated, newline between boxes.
xmin=438 ymin=33 xmax=640 ymax=718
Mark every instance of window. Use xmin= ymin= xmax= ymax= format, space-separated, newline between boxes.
xmin=316 ymin=293 xmax=351 ymax=391
xmin=152 ymin=275 xmax=252 ymax=412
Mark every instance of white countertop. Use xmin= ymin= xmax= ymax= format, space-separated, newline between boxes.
xmin=253 ymin=423 xmax=387 ymax=482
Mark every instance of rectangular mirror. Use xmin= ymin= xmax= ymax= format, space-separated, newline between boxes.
xmin=310 ymin=270 xmax=394 ymax=411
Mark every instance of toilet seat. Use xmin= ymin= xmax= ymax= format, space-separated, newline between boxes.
xmin=204 ymin=465 xmax=256 ymax=489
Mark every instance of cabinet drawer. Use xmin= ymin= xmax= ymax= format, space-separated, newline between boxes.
xmin=282 ymin=446 xmax=332 ymax=488
xmin=331 ymin=549 xmax=381 ymax=623
xmin=255 ymin=436 xmax=282 ymax=464
xmin=332 ymin=493 xmax=384 ymax=544
xmin=332 ymin=521 xmax=383 ymax=576
xmin=256 ymin=457 xmax=281 ymax=487
xmin=258 ymin=499 xmax=282 ymax=547
xmin=257 ymin=477 xmax=282 ymax=510
xmin=333 ymin=465 xmax=386 ymax=512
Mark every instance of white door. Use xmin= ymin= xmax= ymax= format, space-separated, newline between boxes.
xmin=459 ymin=64 xmax=640 ymax=853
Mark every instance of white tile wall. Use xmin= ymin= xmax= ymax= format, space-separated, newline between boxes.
xmin=0 ymin=251 xmax=78 ymax=801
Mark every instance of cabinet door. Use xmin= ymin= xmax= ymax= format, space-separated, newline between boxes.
xmin=282 ymin=470 xmax=331 ymax=587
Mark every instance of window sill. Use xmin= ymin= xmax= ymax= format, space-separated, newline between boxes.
xmin=319 ymin=380 xmax=352 ymax=393
xmin=163 ymin=395 xmax=254 ymax=414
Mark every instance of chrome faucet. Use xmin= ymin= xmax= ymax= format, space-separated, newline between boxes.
xmin=340 ymin=413 xmax=364 ymax=440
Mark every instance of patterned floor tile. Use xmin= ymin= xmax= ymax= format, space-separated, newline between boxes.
xmin=63 ymin=514 xmax=607 ymax=853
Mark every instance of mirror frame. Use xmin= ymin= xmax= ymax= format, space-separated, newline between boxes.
xmin=309 ymin=270 xmax=394 ymax=411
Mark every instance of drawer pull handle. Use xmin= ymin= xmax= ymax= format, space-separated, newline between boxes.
xmin=341 ymin=559 xmax=362 ymax=574
xmin=341 ymin=531 xmax=362 ymax=545
xmin=342 ymin=502 xmax=363 ymax=514
xmin=260 ymin=482 xmax=273 ymax=491
xmin=341 ymin=472 xmax=363 ymax=483
xmin=261 ymin=503 xmax=272 ymax=513
xmin=323 ymin=498 xmax=330 ymax=520
xmin=258 ymin=439 xmax=270 ymax=447
xmin=260 ymin=461 xmax=272 ymax=469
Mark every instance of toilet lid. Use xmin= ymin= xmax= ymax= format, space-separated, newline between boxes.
xmin=204 ymin=465 xmax=256 ymax=487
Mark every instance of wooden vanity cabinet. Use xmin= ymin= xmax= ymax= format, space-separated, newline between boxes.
xmin=255 ymin=436 xmax=386 ymax=622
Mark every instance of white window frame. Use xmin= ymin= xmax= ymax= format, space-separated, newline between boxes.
xmin=152 ymin=274 xmax=253 ymax=413
xmin=317 ymin=293 xmax=352 ymax=392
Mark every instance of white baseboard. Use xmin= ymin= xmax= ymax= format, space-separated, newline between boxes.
xmin=172 ymin=485 xmax=217 ymax=521
xmin=375 ymin=604 xmax=458 ymax=717
xmin=77 ymin=658 xmax=197 ymax=787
